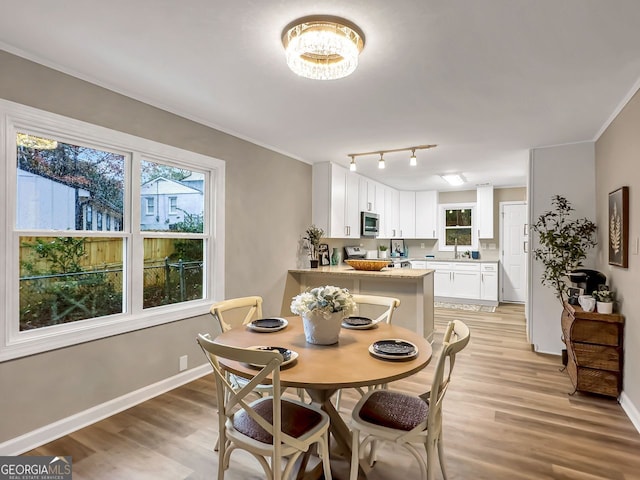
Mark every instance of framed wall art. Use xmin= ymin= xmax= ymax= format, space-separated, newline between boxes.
xmin=608 ymin=186 xmax=629 ymax=268
xmin=318 ymin=243 xmax=330 ymax=266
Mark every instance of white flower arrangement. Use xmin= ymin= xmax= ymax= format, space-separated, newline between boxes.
xmin=290 ymin=285 xmax=356 ymax=319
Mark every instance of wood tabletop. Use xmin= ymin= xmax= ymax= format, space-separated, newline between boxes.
xmin=214 ymin=316 xmax=433 ymax=390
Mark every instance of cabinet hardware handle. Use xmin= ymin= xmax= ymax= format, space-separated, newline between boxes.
xmin=523 ymin=223 xmax=528 ymax=235
xmin=523 ymin=241 xmax=528 ymax=253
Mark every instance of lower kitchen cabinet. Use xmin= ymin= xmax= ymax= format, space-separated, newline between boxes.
xmin=427 ymin=261 xmax=498 ymax=304
xmin=480 ymin=263 xmax=498 ymax=301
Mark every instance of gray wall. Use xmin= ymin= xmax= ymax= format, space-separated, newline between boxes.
xmin=595 ymin=88 xmax=640 ymax=415
xmin=528 ymin=142 xmax=596 ymax=355
xmin=0 ymin=51 xmax=311 ymax=443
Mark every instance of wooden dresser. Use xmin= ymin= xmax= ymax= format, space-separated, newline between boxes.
xmin=561 ymin=303 xmax=624 ymax=398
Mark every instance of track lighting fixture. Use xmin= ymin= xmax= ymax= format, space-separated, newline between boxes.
xmin=347 ymin=144 xmax=436 ymax=170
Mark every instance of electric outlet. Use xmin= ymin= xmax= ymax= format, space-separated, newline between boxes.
xmin=179 ymin=355 xmax=188 ymax=372
xmin=420 ymin=243 xmax=425 ymax=249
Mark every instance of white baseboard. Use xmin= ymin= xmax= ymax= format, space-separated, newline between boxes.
xmin=620 ymin=391 xmax=640 ymax=434
xmin=0 ymin=364 xmax=212 ymax=456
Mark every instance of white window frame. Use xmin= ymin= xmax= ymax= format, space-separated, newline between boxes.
xmin=169 ymin=196 xmax=178 ymax=215
xmin=438 ymin=202 xmax=478 ymax=251
xmin=145 ymin=196 xmax=155 ymax=216
xmin=0 ymin=99 xmax=226 ymax=362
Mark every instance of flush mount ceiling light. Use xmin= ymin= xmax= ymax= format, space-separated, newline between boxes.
xmin=282 ymin=15 xmax=365 ymax=80
xmin=16 ymin=132 xmax=58 ymax=150
xmin=347 ymin=144 xmax=436 ymax=172
xmin=441 ymin=174 xmax=465 ymax=186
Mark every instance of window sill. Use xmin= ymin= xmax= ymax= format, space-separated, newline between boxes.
xmin=1 ymin=301 xmax=212 ymax=362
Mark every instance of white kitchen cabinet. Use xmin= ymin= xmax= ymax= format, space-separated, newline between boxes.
xmin=359 ymin=177 xmax=380 ymax=214
xmin=312 ymin=162 xmax=360 ymax=238
xmin=427 ymin=262 xmax=454 ymax=297
xmin=477 ymin=185 xmax=494 ymax=238
xmin=453 ymin=263 xmax=481 ymax=299
xmin=410 ymin=260 xmax=427 ymax=269
xmin=379 ymin=185 xmax=400 ymax=238
xmin=415 ymin=190 xmax=438 ymax=239
xmin=399 ymin=191 xmax=416 ymax=238
xmin=480 ymin=262 xmax=499 ymax=301
xmin=426 ymin=261 xmax=492 ymax=301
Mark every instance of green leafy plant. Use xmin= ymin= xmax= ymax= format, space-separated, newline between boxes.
xmin=592 ymin=289 xmax=615 ymax=303
xmin=303 ymin=225 xmax=324 ymax=260
xmin=532 ymin=195 xmax=597 ymax=304
xmin=379 ymin=245 xmax=388 ymax=251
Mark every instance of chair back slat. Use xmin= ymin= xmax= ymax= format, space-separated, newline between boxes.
xmin=351 ymin=294 xmax=401 ymax=324
xmin=210 ymin=296 xmax=263 ymax=332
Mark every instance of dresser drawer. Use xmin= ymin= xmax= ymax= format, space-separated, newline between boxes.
xmin=570 ymin=320 xmax=621 ymax=346
xmin=573 ymin=343 xmax=621 ymax=371
xmin=454 ymin=263 xmax=481 ymax=272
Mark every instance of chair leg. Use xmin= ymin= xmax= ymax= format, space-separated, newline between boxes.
xmin=437 ymin=432 xmax=448 ymax=480
xmin=425 ymin=438 xmax=437 ymax=480
xmin=349 ymin=428 xmax=360 ymax=480
xmin=321 ymin=432 xmax=333 ymax=480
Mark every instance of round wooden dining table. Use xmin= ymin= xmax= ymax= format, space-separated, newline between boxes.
xmin=214 ymin=315 xmax=433 ymax=479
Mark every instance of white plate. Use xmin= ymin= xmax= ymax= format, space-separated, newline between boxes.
xmin=247 ymin=317 xmax=288 ymax=332
xmin=368 ymin=340 xmax=418 ymax=361
xmin=247 ymin=346 xmax=298 ymax=368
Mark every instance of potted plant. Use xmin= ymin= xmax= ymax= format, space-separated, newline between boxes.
xmin=291 ymin=285 xmax=356 ymax=344
xmin=378 ymin=244 xmax=388 ymax=259
xmin=592 ymin=289 xmax=616 ymax=314
xmin=532 ymin=195 xmax=597 ymax=305
xmin=303 ymin=225 xmax=324 ymax=268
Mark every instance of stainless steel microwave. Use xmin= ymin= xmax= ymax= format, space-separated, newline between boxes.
xmin=361 ymin=211 xmax=379 ymax=237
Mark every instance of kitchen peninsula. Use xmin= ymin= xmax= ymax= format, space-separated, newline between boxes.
xmin=285 ymin=266 xmax=435 ymax=341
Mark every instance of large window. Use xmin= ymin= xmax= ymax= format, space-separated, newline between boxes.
xmin=2 ymin=101 xmax=225 ymax=361
xmin=439 ymin=203 xmax=477 ymax=251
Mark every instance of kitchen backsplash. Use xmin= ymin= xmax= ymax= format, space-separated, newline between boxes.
xmin=324 ymin=237 xmax=501 ymax=262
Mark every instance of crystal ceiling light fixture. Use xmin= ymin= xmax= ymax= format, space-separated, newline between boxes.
xmin=282 ymin=15 xmax=365 ymax=80
xmin=16 ymin=132 xmax=58 ymax=150
xmin=378 ymin=152 xmax=385 ymax=169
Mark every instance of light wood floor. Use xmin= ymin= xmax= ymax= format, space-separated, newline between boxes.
xmin=27 ymin=304 xmax=640 ymax=479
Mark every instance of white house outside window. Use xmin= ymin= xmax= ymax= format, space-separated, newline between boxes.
xmin=169 ymin=196 xmax=178 ymax=215
xmin=2 ymin=100 xmax=225 ymax=361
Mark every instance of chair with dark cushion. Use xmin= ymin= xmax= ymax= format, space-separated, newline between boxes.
xmin=197 ymin=333 xmax=332 ymax=480
xmin=349 ymin=320 xmax=470 ymax=480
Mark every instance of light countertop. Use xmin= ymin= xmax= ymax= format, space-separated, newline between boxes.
xmin=289 ymin=265 xmax=433 ymax=279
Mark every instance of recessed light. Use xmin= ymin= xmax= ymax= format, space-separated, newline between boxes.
xmin=441 ymin=174 xmax=465 ymax=186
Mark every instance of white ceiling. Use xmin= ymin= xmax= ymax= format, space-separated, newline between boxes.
xmin=2 ymin=1 xmax=640 ymax=191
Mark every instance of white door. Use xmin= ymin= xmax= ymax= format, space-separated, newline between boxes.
xmin=501 ymin=203 xmax=527 ymax=303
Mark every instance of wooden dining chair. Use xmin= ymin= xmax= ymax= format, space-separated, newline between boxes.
xmin=197 ymin=333 xmax=333 ymax=480
xmin=350 ymin=294 xmax=401 ymax=324
xmin=335 ymin=294 xmax=401 ymax=410
xmin=349 ymin=320 xmax=470 ymax=480
xmin=210 ymin=295 xmax=264 ymax=332
xmin=209 ymin=296 xmax=276 ymax=394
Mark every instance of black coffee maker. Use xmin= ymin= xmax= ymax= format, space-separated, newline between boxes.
xmin=568 ymin=269 xmax=606 ymax=303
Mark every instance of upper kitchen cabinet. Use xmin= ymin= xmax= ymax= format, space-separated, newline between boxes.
xmin=312 ymin=162 xmax=360 ymax=238
xmin=359 ymin=177 xmax=381 ymax=214
xmin=398 ymin=191 xmax=416 ymax=238
xmin=382 ymin=185 xmax=400 ymax=238
xmin=477 ymin=185 xmax=494 ymax=238
xmin=415 ymin=190 xmax=438 ymax=239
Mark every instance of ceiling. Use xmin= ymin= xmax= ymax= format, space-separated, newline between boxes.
xmin=2 ymin=1 xmax=640 ymax=191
